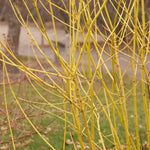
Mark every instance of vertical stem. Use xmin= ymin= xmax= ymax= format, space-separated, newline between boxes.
xmin=1 ymin=48 xmax=16 ymax=150
xmin=63 ymin=98 xmax=67 ymax=150
xmin=66 ymin=1 xmax=85 ymax=149
xmin=133 ymin=0 xmax=140 ymax=149
xmin=141 ymin=0 xmax=150 ymax=147
xmin=86 ymin=0 xmax=95 ymax=149
xmin=112 ymin=0 xmax=130 ymax=148
xmin=74 ymin=77 xmax=94 ymax=149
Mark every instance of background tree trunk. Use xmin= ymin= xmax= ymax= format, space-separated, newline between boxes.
xmin=6 ymin=0 xmax=22 ymax=72
xmin=7 ymin=0 xmax=22 ymax=57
